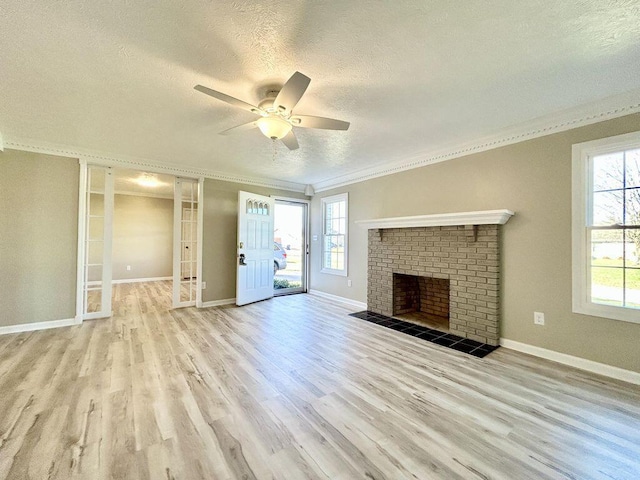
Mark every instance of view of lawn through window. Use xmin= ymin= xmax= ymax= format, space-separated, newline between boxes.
xmin=322 ymin=194 xmax=347 ymax=273
xmin=590 ymin=147 xmax=640 ymax=308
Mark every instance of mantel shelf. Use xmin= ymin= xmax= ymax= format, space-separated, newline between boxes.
xmin=355 ymin=209 xmax=514 ymax=230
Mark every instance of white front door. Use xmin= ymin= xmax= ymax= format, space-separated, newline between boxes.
xmin=236 ymin=191 xmax=274 ymax=306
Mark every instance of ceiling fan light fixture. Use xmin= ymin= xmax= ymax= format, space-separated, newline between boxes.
xmin=195 ymin=71 xmax=350 ymax=151
xmin=257 ymin=116 xmax=292 ymax=140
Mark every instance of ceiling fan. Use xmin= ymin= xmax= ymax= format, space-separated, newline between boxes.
xmin=194 ymin=72 xmax=350 ymax=150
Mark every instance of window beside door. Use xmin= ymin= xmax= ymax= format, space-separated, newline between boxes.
xmin=321 ymin=193 xmax=348 ymax=276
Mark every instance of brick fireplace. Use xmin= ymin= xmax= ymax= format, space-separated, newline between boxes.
xmin=360 ymin=211 xmax=513 ymax=346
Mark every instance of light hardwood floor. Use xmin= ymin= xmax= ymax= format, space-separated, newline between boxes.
xmin=1 ymin=281 xmax=639 ymax=479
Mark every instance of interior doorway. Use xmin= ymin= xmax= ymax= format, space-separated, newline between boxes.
xmin=273 ymin=198 xmax=309 ymax=295
xmin=110 ymin=168 xmax=176 ymax=314
xmin=77 ymin=164 xmax=202 ymax=321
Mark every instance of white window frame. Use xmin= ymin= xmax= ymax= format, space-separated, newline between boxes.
xmin=572 ymin=130 xmax=640 ymax=324
xmin=321 ymin=192 xmax=348 ymax=276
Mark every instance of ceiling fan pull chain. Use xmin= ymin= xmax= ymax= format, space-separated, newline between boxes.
xmin=272 ymin=138 xmax=277 ymax=161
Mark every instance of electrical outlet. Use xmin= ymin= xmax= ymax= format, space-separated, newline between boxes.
xmin=347 ymin=279 xmax=352 ymax=287
xmin=202 ymin=281 xmax=207 ymax=290
xmin=126 ymin=265 xmax=131 ymax=271
xmin=534 ymin=312 xmax=545 ymax=325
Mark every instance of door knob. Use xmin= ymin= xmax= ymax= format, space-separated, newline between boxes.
xmin=239 ymin=254 xmax=247 ymax=266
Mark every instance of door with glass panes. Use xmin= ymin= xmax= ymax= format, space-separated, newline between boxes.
xmin=173 ymin=178 xmax=199 ymax=307
xmin=81 ymin=165 xmax=113 ymax=319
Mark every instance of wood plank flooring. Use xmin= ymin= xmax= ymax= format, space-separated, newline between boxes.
xmin=0 ymin=280 xmax=639 ymax=479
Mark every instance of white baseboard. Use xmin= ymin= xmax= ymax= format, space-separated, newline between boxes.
xmin=308 ymin=289 xmax=367 ymax=310
xmin=87 ymin=276 xmax=172 ymax=287
xmin=112 ymin=276 xmax=172 ymax=284
xmin=500 ymin=338 xmax=640 ymax=386
xmin=0 ymin=317 xmax=82 ymax=336
xmin=201 ymin=298 xmax=236 ymax=308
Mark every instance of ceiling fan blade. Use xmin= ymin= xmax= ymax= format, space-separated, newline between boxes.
xmin=219 ymin=121 xmax=259 ymax=135
xmin=281 ymin=130 xmax=299 ymax=150
xmin=274 ymin=72 xmax=311 ymax=114
xmin=194 ymin=85 xmax=263 ymax=115
xmin=290 ymin=115 xmax=350 ymax=131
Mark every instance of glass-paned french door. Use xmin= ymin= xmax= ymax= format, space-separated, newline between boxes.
xmin=173 ymin=177 xmax=200 ymax=307
xmin=82 ymin=165 xmax=113 ymax=319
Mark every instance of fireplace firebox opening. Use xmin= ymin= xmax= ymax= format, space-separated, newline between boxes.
xmin=393 ymin=273 xmax=450 ymax=332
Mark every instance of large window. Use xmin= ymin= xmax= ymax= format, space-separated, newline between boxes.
xmin=321 ymin=193 xmax=348 ymax=276
xmin=573 ymin=131 xmax=640 ymax=324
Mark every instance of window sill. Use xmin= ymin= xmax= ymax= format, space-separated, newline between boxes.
xmin=321 ymin=268 xmax=347 ymax=277
xmin=573 ymin=301 xmax=640 ymax=325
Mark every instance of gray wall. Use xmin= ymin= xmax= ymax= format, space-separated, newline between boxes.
xmin=310 ymin=113 xmax=640 ymax=373
xmin=0 ymin=150 xmax=79 ymax=326
xmin=201 ymin=179 xmax=307 ymax=303
xmin=4 ymin=115 xmax=638 ymax=373
xmin=0 ymin=155 xmax=307 ymax=325
xmin=113 ymin=194 xmax=173 ymax=280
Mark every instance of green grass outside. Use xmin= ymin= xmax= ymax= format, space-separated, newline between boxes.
xmin=591 ymin=258 xmax=640 ymax=290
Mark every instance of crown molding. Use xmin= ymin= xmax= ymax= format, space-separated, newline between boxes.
xmin=313 ymin=88 xmax=640 ymax=193
xmin=4 ymin=137 xmax=307 ymax=193
xmin=356 ymin=210 xmax=514 ymax=230
xmin=5 ymin=88 xmax=640 ymax=195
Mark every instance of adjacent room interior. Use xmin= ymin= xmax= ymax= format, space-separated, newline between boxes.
xmin=111 ymin=169 xmax=175 ymax=314
xmin=0 ymin=2 xmax=639 ymax=479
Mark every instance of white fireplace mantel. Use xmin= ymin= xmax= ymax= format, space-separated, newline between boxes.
xmin=355 ymin=209 xmax=514 ymax=230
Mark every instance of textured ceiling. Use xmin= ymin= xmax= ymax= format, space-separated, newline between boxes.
xmin=1 ymin=1 xmax=640 ymax=189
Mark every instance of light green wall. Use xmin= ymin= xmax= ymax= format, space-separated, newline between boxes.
xmin=0 ymin=150 xmax=79 ymax=326
xmin=310 ymin=113 xmax=640 ymax=373
xmin=113 ymin=194 xmax=173 ymax=280
xmin=201 ymin=178 xmax=307 ymax=303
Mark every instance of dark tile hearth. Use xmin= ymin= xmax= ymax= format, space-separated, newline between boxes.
xmin=349 ymin=311 xmax=499 ymax=358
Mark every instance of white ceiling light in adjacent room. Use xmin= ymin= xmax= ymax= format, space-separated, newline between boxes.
xmin=135 ymin=173 xmax=163 ymax=188
xmin=116 ymin=169 xmax=175 ymax=198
